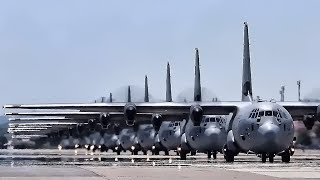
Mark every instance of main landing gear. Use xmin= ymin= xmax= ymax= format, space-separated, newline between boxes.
xmin=207 ymin=151 xmax=217 ymax=159
xmin=261 ymin=153 xmax=274 ymax=163
xmin=223 ymin=147 xmax=234 ymax=162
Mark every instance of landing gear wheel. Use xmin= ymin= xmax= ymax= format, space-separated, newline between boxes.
xmin=142 ymin=150 xmax=147 ymax=155
xmin=153 ymin=150 xmax=159 ymax=155
xmin=164 ymin=150 xmax=169 ymax=156
xmin=116 ymin=150 xmax=121 ymax=155
xmin=261 ymin=153 xmax=267 ymax=163
xmin=281 ymin=150 xmax=291 ymax=163
xmin=223 ymin=148 xmax=234 ymax=162
xmin=212 ymin=152 xmax=217 ymax=159
xmin=269 ymin=154 xmax=274 ymax=163
xmin=207 ymin=151 xmax=212 ymax=159
xmin=180 ymin=151 xmax=187 ymax=160
xmin=191 ymin=151 xmax=196 ymax=156
xmin=132 ymin=150 xmax=138 ymax=155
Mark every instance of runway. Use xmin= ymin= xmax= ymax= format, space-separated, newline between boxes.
xmin=0 ymin=149 xmax=319 ymax=179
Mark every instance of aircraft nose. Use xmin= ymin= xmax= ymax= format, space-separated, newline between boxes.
xmin=259 ymin=122 xmax=280 ymax=139
xmin=205 ymin=127 xmax=221 ymax=141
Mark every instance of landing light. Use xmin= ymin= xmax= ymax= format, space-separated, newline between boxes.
xmin=131 ymin=146 xmax=135 ymax=150
xmin=152 ymin=145 xmax=156 ymax=150
xmin=115 ymin=146 xmax=118 ymax=150
xmin=177 ymin=147 xmax=181 ymax=151
xmin=75 ymin=144 xmax=79 ymax=148
xmin=98 ymin=145 xmax=101 ymax=149
xmin=58 ymin=145 xmax=62 ymax=150
xmin=85 ymin=144 xmax=89 ymax=149
xmin=90 ymin=145 xmax=95 ymax=150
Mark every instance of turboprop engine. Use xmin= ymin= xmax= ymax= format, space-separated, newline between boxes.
xmin=151 ymin=114 xmax=162 ymax=132
xmin=100 ymin=113 xmax=111 ymax=128
xmin=190 ymin=105 xmax=203 ymax=126
xmin=124 ymin=104 xmax=136 ymax=126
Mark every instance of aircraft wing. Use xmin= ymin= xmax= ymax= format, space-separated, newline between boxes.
xmin=4 ymin=101 xmax=248 ymax=115
xmin=5 ymin=111 xmax=189 ymax=122
xmin=278 ymin=101 xmax=320 ymax=119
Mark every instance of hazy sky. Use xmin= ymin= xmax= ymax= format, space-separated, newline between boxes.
xmin=0 ymin=0 xmax=320 ymax=107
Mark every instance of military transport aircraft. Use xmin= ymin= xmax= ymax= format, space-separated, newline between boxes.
xmin=4 ymin=22 xmax=320 ymax=163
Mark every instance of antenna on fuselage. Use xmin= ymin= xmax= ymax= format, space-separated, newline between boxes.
xmin=194 ymin=48 xmax=202 ymax=102
xmin=279 ymin=85 xmax=285 ymax=102
xmin=144 ymin=75 xmax=149 ymax=102
xmin=166 ymin=62 xmax=172 ymax=102
xmin=242 ymin=22 xmax=253 ymax=102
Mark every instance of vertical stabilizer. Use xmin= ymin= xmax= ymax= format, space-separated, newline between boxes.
xmin=242 ymin=22 xmax=253 ymax=102
xmin=109 ymin=93 xmax=113 ymax=103
xmin=194 ymin=48 xmax=202 ymax=102
xmin=166 ymin=62 xmax=172 ymax=102
xmin=127 ymin=86 xmax=131 ymax=102
xmin=144 ymin=75 xmax=149 ymax=102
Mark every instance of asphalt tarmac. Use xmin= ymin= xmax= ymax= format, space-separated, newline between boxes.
xmin=0 ymin=149 xmax=319 ymax=180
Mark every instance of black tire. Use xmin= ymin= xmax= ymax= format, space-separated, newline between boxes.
xmin=164 ymin=150 xmax=169 ymax=156
xmin=180 ymin=151 xmax=187 ymax=160
xmin=133 ymin=151 xmax=138 ymax=155
xmin=223 ymin=146 xmax=234 ymax=162
xmin=143 ymin=150 xmax=147 ymax=155
xmin=261 ymin=153 xmax=267 ymax=163
xmin=224 ymin=153 xmax=234 ymax=162
xmin=117 ymin=150 xmax=121 ymax=155
xmin=154 ymin=150 xmax=159 ymax=155
xmin=212 ymin=152 xmax=217 ymax=159
xmin=282 ymin=150 xmax=290 ymax=163
xmin=191 ymin=151 xmax=196 ymax=156
xmin=207 ymin=151 xmax=212 ymax=159
xmin=269 ymin=154 xmax=274 ymax=163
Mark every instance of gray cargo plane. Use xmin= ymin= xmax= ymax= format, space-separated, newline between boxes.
xmin=4 ymin=22 xmax=320 ymax=163
xmin=178 ymin=48 xmax=228 ymax=160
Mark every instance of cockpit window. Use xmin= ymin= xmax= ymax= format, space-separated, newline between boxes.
xmin=265 ymin=111 xmax=272 ymax=116
xmin=174 ymin=122 xmax=179 ymax=126
xmin=210 ymin=118 xmax=216 ymax=122
xmin=205 ymin=118 xmax=209 ymax=123
xmin=273 ymin=111 xmax=278 ymax=117
xmin=258 ymin=111 xmax=264 ymax=117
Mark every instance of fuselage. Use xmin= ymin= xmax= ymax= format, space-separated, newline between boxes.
xmin=136 ymin=124 xmax=156 ymax=150
xmin=185 ymin=115 xmax=227 ymax=152
xmin=158 ymin=121 xmax=183 ymax=150
xmin=118 ymin=128 xmax=138 ymax=150
xmin=103 ymin=133 xmax=118 ymax=150
xmin=232 ymin=102 xmax=294 ymax=154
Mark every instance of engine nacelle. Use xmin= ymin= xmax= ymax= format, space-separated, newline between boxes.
xmin=303 ymin=115 xmax=316 ymax=130
xmin=100 ymin=113 xmax=111 ymax=128
xmin=88 ymin=119 xmax=96 ymax=132
xmin=152 ymin=114 xmax=162 ymax=132
xmin=124 ymin=104 xmax=137 ymax=126
xmin=68 ymin=128 xmax=74 ymax=137
xmin=190 ymin=105 xmax=203 ymax=126
xmin=113 ymin=124 xmax=121 ymax=135
xmin=77 ymin=124 xmax=85 ymax=134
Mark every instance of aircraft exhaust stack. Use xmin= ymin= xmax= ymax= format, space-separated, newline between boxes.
xmin=144 ymin=75 xmax=149 ymax=102
xmin=194 ymin=48 xmax=202 ymax=102
xmin=242 ymin=22 xmax=253 ymax=102
xmin=166 ymin=62 xmax=172 ymax=102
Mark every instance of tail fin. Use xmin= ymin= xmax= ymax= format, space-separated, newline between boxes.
xmin=194 ymin=48 xmax=202 ymax=102
xmin=127 ymin=86 xmax=131 ymax=102
xmin=109 ymin=93 xmax=113 ymax=103
xmin=242 ymin=22 xmax=253 ymax=102
xmin=166 ymin=62 xmax=173 ymax=102
xmin=144 ymin=75 xmax=149 ymax=102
